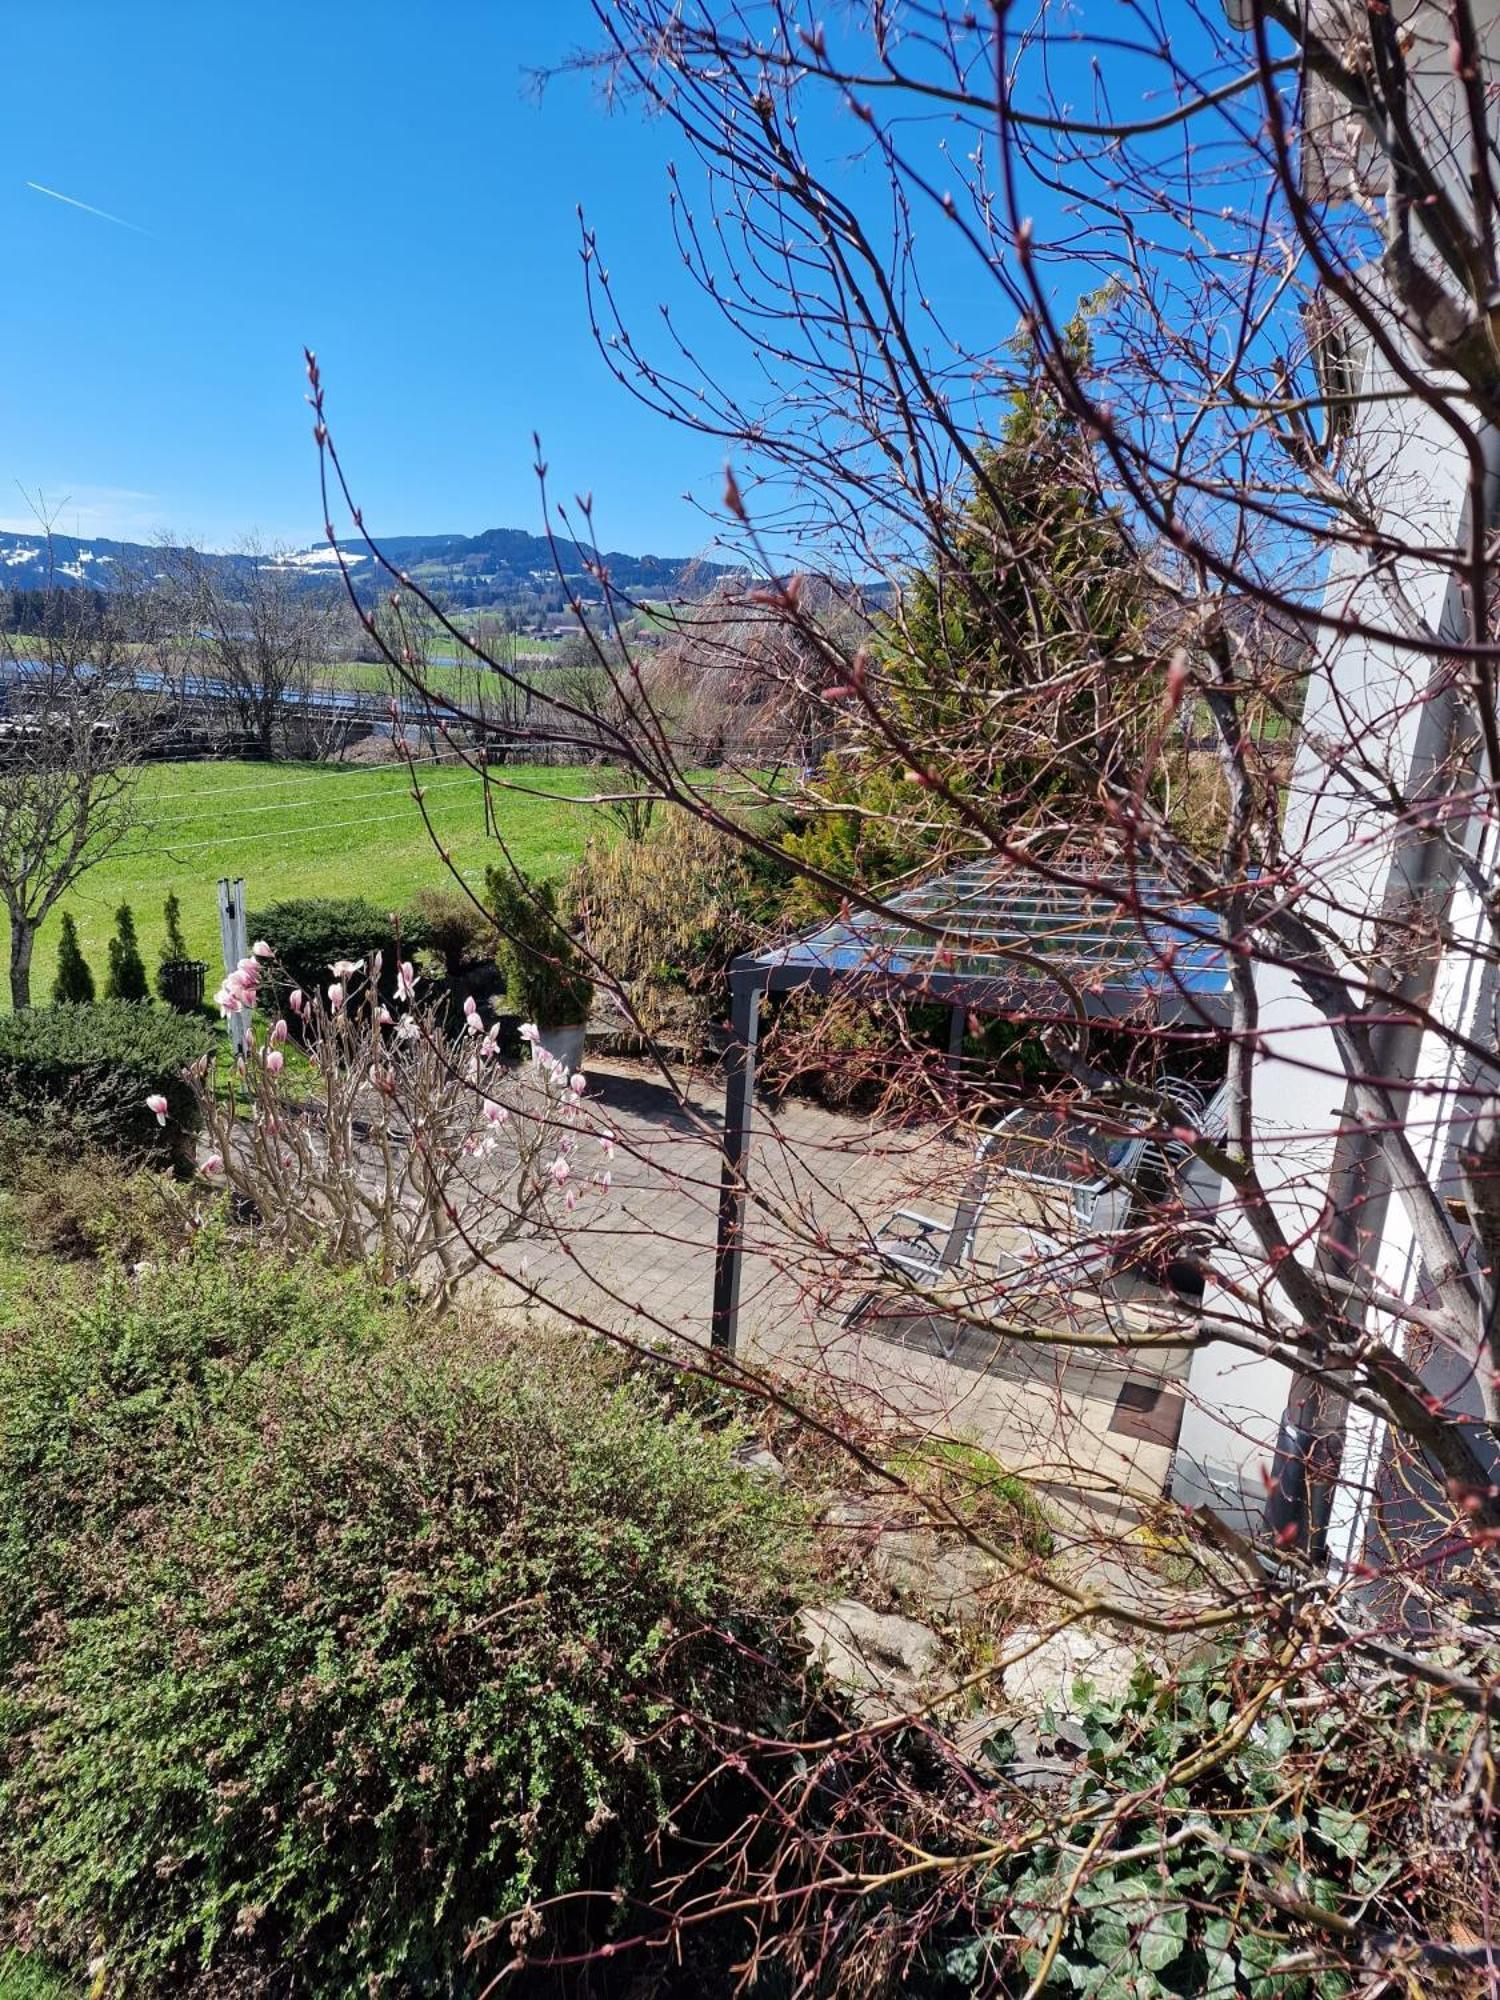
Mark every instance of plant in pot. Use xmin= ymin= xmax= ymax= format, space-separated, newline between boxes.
xmin=156 ymin=891 xmax=207 ymax=1013
xmin=485 ymin=866 xmax=594 ymax=1074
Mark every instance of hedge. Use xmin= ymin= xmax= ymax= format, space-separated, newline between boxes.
xmin=245 ymin=896 xmax=430 ymax=1009
xmin=0 ymin=1003 xmax=214 ymax=1164
xmin=0 ymin=1245 xmax=799 ymax=1996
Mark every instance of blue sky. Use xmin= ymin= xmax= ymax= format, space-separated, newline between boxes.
xmin=2 ymin=3 xmax=1242 ymax=561
xmin=2 ymin=0 xmax=726 ymax=555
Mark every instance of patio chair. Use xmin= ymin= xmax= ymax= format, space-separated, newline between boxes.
xmin=841 ymin=1139 xmax=995 ymax=1328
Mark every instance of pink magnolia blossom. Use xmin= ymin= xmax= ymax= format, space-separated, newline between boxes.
xmin=251 ymin=940 xmax=274 ymax=961
xmin=265 ymin=1048 xmax=284 ymax=1075
xmin=289 ymin=988 xmax=305 ymax=1016
xmin=145 ymin=1093 xmax=169 ymax=1126
xmin=547 ymin=1155 xmax=571 ymax=1186
xmin=564 ymin=1186 xmax=578 ymax=1211
xmin=202 ymin=1153 xmax=223 ymax=1175
xmin=327 ymin=981 xmax=346 ymax=1012
xmin=569 ymin=1071 xmax=587 ymax=1096
xmin=329 ymin=958 xmax=362 ymax=981
xmin=599 ymin=1131 xmax=615 ymax=1159
xmin=269 ymin=1018 xmax=288 ymax=1046
xmin=215 ymin=969 xmax=256 ymax=1016
xmin=378 ymin=1006 xmax=394 ymax=1027
xmin=396 ymin=961 xmax=417 ymax=1002
xmin=594 ymin=1169 xmax=612 ymax=1191
xmin=482 ymin=1099 xmax=508 ymax=1126
xmin=518 ymin=1022 xmax=540 ymax=1045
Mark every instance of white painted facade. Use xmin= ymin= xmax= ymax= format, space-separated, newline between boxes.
xmin=1173 ymin=2 xmax=1500 ymax=1543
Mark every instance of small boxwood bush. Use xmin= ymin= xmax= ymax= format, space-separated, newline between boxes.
xmin=409 ymin=883 xmax=495 ymax=978
xmin=246 ymin=896 xmax=430 ymax=1007
xmin=0 ymin=1246 xmax=800 ymax=1996
xmin=0 ymin=1002 xmax=213 ymax=1164
xmin=486 ymin=867 xmax=594 ymax=1027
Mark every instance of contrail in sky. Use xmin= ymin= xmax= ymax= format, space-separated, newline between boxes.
xmin=25 ymin=181 xmax=148 ymax=234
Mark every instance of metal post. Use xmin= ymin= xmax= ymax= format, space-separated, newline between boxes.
xmin=216 ymin=877 xmax=250 ymax=1055
xmin=947 ymin=1001 xmax=966 ymax=1075
xmin=711 ymin=966 xmax=763 ymax=1353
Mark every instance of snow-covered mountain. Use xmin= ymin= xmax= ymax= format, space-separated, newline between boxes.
xmin=0 ymin=525 xmax=736 ymax=611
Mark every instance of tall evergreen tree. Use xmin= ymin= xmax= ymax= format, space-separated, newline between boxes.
xmin=155 ymin=892 xmax=191 ymax=1002
xmin=50 ymin=913 xmax=96 ymax=1007
xmin=104 ymin=902 xmax=150 ymax=1004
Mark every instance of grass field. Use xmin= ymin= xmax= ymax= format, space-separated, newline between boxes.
xmin=12 ymin=760 xmax=608 ymax=1006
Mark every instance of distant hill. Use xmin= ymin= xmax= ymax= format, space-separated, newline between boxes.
xmin=0 ymin=524 xmax=742 ymax=615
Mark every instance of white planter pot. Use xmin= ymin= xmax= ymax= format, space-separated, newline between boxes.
xmin=532 ymin=1022 xmax=587 ymax=1075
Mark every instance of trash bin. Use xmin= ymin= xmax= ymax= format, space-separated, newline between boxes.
xmin=159 ymin=958 xmax=207 ymax=1014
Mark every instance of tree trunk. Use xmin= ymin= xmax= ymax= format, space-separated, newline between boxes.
xmin=9 ymin=918 xmax=34 ymax=1010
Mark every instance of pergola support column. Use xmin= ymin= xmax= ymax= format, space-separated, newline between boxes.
xmin=947 ymin=1001 xmax=966 ymax=1075
xmin=711 ymin=966 xmax=764 ymax=1353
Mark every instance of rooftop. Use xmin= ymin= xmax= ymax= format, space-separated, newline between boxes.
xmin=748 ymin=858 xmax=1234 ymax=1025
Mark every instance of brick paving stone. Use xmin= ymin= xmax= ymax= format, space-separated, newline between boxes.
xmin=485 ymin=1055 xmax=1191 ymax=1533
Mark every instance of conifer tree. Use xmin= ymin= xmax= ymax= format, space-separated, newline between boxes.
xmin=104 ymin=902 xmax=150 ymax=1004
xmin=50 ymin=912 xmax=96 ymax=1007
xmin=156 ymin=891 xmax=191 ymax=1002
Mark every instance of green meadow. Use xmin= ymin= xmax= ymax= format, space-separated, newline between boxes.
xmin=12 ymin=759 xmax=608 ymax=1003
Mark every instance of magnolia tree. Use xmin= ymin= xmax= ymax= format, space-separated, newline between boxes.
xmin=189 ymin=943 xmax=612 ymax=1297
xmin=289 ymin=0 xmax=1500 ymax=1986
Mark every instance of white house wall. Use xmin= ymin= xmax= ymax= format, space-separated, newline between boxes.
xmin=1172 ymin=306 xmax=1484 ymax=1530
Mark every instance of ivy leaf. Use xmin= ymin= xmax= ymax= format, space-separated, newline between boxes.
xmin=1138 ymin=1904 xmax=1187 ymax=1973
xmin=1202 ymin=1917 xmax=1239 ymax=1998
xmin=1258 ymin=1711 xmax=1295 ymax=1762
xmin=1314 ymin=1805 xmax=1369 ymax=1861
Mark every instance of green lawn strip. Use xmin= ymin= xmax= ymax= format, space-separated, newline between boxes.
xmin=7 ymin=760 xmax=607 ymax=1006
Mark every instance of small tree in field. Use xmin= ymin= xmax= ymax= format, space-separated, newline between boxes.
xmin=162 ymin=540 xmax=340 ymax=760
xmin=0 ymin=558 xmax=147 ymax=1009
xmin=50 ymin=914 xmax=94 ymax=1007
xmin=104 ymin=904 xmax=148 ymax=1005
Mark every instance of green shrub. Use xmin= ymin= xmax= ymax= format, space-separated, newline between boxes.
xmin=49 ymin=914 xmax=94 ymax=1007
xmin=0 ymin=1241 xmax=406 ymax=1673
xmin=943 ymin=1650 xmax=1475 ymax=1997
xmin=486 ymin=867 xmax=594 ymax=1027
xmin=409 ymin=883 xmax=494 ymax=979
xmin=4 ymin=1148 xmax=199 ymax=1268
xmin=0 ymin=1003 xmax=213 ymax=1165
xmin=781 ymin=754 xmax=969 ymax=919
xmin=566 ymin=813 xmax=781 ymax=1045
xmin=0 ymin=1952 xmax=74 ymax=1999
xmin=153 ymin=892 xmax=192 ymax=1003
xmin=246 ymin=896 xmax=430 ymax=1008
xmin=0 ymin=1249 xmax=798 ymax=1996
xmin=103 ymin=902 xmax=150 ymax=1005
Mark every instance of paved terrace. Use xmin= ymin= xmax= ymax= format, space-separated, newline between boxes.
xmin=490 ymin=1056 xmax=1194 ymax=1537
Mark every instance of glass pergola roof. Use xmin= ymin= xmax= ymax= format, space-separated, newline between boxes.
xmin=747 ymin=859 xmax=1233 ymax=1023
